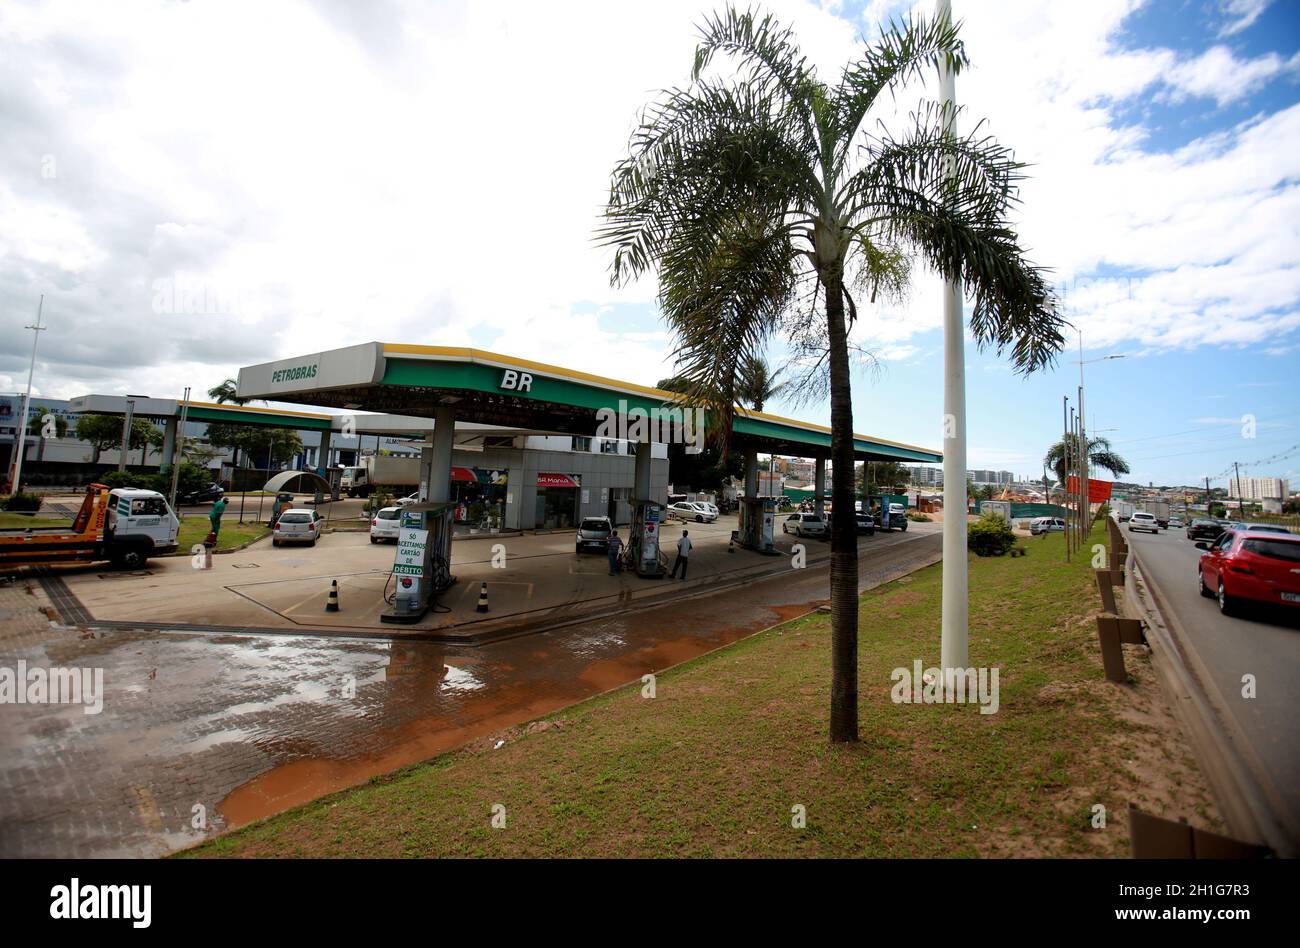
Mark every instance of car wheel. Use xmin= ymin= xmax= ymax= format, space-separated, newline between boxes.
xmin=371 ymin=536 xmax=378 ymax=544
xmin=696 ymin=515 xmax=704 ymax=523
xmin=1198 ymin=569 xmax=1213 ymax=597
xmin=310 ymin=538 xmax=317 ymax=547
xmin=1217 ymin=580 xmax=1239 ymax=617
xmin=272 ymin=538 xmax=280 ymax=547
xmin=576 ymin=544 xmax=583 ymax=554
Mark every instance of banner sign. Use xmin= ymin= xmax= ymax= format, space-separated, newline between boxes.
xmin=537 ymin=473 xmax=579 ymax=488
xmin=1067 ymin=477 xmax=1114 ymax=503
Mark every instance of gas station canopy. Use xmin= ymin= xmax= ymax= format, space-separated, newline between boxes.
xmin=235 ymin=342 xmax=943 ymax=463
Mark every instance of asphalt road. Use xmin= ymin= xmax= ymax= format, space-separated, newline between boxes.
xmin=1125 ymin=524 xmax=1299 ymax=829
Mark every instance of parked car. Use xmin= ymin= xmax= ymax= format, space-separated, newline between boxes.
xmin=1030 ymin=517 xmax=1066 ymax=535
xmin=1196 ymin=528 xmax=1300 ymax=616
xmin=179 ymin=483 xmax=224 ymax=505
xmin=694 ymin=501 xmax=720 ymax=518
xmin=1239 ymin=523 xmax=1293 ymax=535
xmin=575 ymin=516 xmax=613 ymax=553
xmin=273 ymin=508 xmax=322 ymax=546
xmin=394 ymin=493 xmax=420 ymax=507
xmin=1187 ymin=519 xmax=1227 ymax=543
xmin=1127 ymin=511 xmax=1160 ymax=534
xmin=369 ymin=506 xmax=402 ymax=543
xmin=667 ymin=501 xmax=716 ymax=523
xmin=855 ymin=509 xmax=876 ymax=535
xmin=783 ymin=512 xmax=827 ymax=538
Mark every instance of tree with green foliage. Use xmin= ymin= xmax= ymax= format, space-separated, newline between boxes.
xmin=1044 ymin=433 xmax=1130 ymax=484
xmin=74 ymin=413 xmax=123 ymax=463
xmin=601 ymin=7 xmax=1063 ymax=740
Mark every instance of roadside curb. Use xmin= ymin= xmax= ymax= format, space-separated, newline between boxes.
xmin=1125 ymin=546 xmax=1296 ymax=856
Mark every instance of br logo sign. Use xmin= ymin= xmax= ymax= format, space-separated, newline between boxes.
xmin=500 ymin=369 xmax=533 ymax=393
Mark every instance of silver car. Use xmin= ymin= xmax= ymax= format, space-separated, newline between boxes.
xmin=1030 ymin=517 xmax=1065 ymax=535
xmin=273 ymin=508 xmax=322 ymax=546
xmin=668 ymin=502 xmax=716 ymax=523
xmin=575 ymin=516 xmax=613 ymax=553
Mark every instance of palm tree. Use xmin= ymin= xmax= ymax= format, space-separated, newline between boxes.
xmin=1044 ymin=433 xmax=1130 ymax=485
xmin=207 ymin=379 xmax=253 ymax=406
xmin=737 ymin=355 xmax=787 ymax=412
xmin=601 ymin=7 xmax=1063 ymax=742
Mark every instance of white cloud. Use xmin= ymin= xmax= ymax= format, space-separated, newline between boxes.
xmin=1163 ymin=45 xmax=1300 ymax=107
xmin=1 ymin=0 xmax=1298 ymax=407
xmin=1218 ymin=0 xmax=1272 ymax=38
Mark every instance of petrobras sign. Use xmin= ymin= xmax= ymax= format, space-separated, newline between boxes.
xmin=236 ymin=342 xmax=385 ymax=399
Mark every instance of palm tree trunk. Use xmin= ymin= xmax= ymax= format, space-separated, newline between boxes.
xmin=824 ymin=270 xmax=859 ymax=743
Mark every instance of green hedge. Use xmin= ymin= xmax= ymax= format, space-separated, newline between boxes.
xmin=1 ymin=492 xmax=43 ymax=512
xmin=968 ymin=511 xmax=1015 ymax=557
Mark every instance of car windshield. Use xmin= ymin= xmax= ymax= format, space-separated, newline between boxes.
xmin=280 ymin=513 xmax=310 ymax=523
xmin=377 ymin=509 xmax=400 ymax=520
xmin=1242 ymin=538 xmax=1300 ymax=562
xmin=580 ymin=519 xmax=610 ymax=532
xmin=1244 ymin=524 xmax=1290 ymax=534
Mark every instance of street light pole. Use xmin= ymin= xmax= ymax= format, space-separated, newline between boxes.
xmin=9 ymin=295 xmax=46 ymax=495
xmin=117 ymin=399 xmax=135 ymax=473
xmin=936 ymin=0 xmax=968 ymax=673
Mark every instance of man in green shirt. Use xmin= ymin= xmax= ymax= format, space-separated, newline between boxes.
xmin=209 ymin=495 xmax=228 ymax=540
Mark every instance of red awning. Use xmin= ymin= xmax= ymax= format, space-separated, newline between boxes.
xmin=537 ymin=473 xmax=579 ymax=488
xmin=451 ymin=466 xmax=477 ymax=483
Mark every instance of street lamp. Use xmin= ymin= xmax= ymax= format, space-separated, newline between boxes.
xmin=1071 ymin=344 xmax=1126 ymax=547
xmin=8 ymin=295 xmax=46 ymax=496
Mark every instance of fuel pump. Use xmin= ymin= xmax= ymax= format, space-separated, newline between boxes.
xmin=381 ymin=501 xmax=456 ymax=624
xmin=737 ymin=495 xmax=779 ymax=554
xmin=627 ymin=499 xmax=666 ymax=577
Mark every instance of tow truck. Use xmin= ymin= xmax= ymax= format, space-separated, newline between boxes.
xmin=0 ymin=484 xmax=180 ymax=572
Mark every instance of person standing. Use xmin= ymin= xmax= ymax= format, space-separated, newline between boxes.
xmin=209 ymin=494 xmax=228 ymax=541
xmin=670 ymin=528 xmax=692 ymax=579
xmin=607 ymin=529 xmax=624 ymax=576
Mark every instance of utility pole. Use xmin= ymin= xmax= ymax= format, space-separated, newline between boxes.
xmin=168 ymin=388 xmax=191 ymax=510
xmin=937 ymin=0 xmax=968 ymax=673
xmin=1062 ymin=395 xmax=1070 ymax=562
xmin=117 ymin=398 xmax=136 ymax=473
xmin=8 ymin=295 xmax=46 ymax=495
xmin=1233 ymin=461 xmax=1242 ymax=516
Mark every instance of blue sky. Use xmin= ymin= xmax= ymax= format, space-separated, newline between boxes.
xmin=2 ymin=0 xmax=1296 ymax=491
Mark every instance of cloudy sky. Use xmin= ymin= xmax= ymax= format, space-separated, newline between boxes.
xmin=2 ymin=0 xmax=1298 ymax=487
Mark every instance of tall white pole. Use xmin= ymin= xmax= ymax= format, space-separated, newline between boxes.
xmin=168 ymin=387 xmax=192 ymax=510
xmin=9 ymin=295 xmax=46 ymax=495
xmin=937 ymin=0 xmax=968 ymax=672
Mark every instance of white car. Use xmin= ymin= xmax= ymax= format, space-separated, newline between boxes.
xmin=394 ymin=493 xmax=420 ymax=507
xmin=668 ymin=502 xmax=716 ymax=523
xmin=1030 ymin=517 xmax=1065 ymax=535
xmin=370 ymin=505 xmax=402 ymax=543
xmin=783 ymin=512 xmax=827 ymax=538
xmin=1128 ymin=511 xmax=1160 ymax=535
xmin=695 ymin=501 xmax=720 ymax=518
xmin=273 ymin=508 xmax=323 ymax=546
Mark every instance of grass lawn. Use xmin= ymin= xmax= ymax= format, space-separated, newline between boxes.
xmin=176 ymin=515 xmax=269 ymax=553
xmin=188 ymin=521 xmax=1218 ymax=858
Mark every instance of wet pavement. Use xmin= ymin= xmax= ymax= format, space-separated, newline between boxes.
xmin=0 ymin=526 xmax=940 ymax=857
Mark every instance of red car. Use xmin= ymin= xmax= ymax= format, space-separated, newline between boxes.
xmin=1196 ymin=528 xmax=1300 ymax=616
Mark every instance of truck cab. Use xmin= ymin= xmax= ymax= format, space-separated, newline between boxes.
xmin=104 ymin=488 xmax=181 ymax=567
